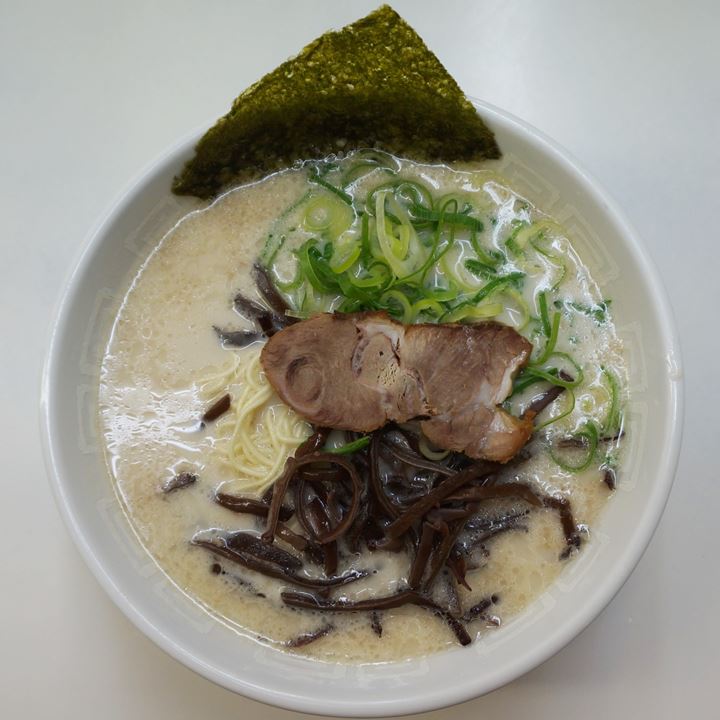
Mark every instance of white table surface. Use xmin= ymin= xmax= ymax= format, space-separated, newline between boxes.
xmin=2 ymin=1 xmax=716 ymax=717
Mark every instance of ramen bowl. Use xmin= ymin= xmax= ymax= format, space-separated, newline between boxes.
xmin=40 ymin=99 xmax=683 ymax=716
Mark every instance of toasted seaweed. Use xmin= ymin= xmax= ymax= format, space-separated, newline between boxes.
xmin=172 ymin=5 xmax=500 ymax=199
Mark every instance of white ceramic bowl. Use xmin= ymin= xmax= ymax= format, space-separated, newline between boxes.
xmin=41 ymin=100 xmax=683 ymax=716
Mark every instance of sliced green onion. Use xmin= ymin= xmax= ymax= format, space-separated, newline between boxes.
xmin=263 ymin=159 xmax=596 ymax=352
xmin=464 ymin=258 xmax=497 ymax=278
xmin=297 ymin=241 xmax=336 ymax=294
xmin=341 ymin=161 xmax=383 ymax=187
xmin=341 ymin=151 xmax=399 ymax=187
xmin=274 ymin=265 xmax=304 ymax=292
xmin=386 ymin=194 xmax=419 ymax=259
xmin=469 ymin=226 xmax=503 ymax=268
xmin=473 ymin=272 xmax=525 ymax=304
xmin=260 ymin=233 xmax=285 ymax=266
xmin=502 ymin=288 xmax=531 ymax=330
xmin=380 ymin=289 xmax=414 ymax=323
xmin=425 ymin=285 xmax=460 ymax=302
xmin=398 ymin=198 xmax=457 ymax=287
xmin=534 ymin=310 xmax=561 ymax=365
xmin=328 ymin=236 xmax=362 ymax=273
xmin=519 ymin=366 xmax=578 ymax=391
xmin=505 ymin=220 xmax=529 ymax=256
xmin=601 ymin=366 xmax=622 ymax=435
xmin=299 ymin=283 xmax=332 ymax=315
xmin=367 ymin=180 xmax=433 ymax=217
xmin=547 ymin=259 xmax=567 ymax=290
xmin=345 ymin=263 xmax=391 ymax=291
xmin=440 ymin=246 xmax=483 ymax=293
xmin=418 ymin=435 xmax=451 ymax=461
xmin=285 ymin=308 xmax=312 ymax=320
xmin=411 ymin=297 xmax=445 ymax=321
xmin=304 ymin=197 xmax=335 ymax=232
xmin=512 ymin=370 xmax=548 ymax=396
xmin=362 ymin=216 xmax=386 ymax=264
xmin=538 ymin=291 xmax=551 ymax=337
xmin=556 ymin=299 xmax=612 ymax=324
xmin=530 ymin=235 xmax=567 ymax=289
xmin=335 ymin=274 xmax=373 ymax=304
xmin=327 ymin=436 xmax=371 ymax=454
xmin=307 ymin=167 xmax=353 ymax=205
xmin=408 ymin=203 xmax=484 ymax=231
xmin=262 ymin=188 xmax=313 ymax=264
xmin=550 ymin=420 xmax=599 ymax=472
xmin=525 ymin=352 xmax=584 ymax=388
xmin=435 ymin=192 xmax=473 ymax=214
xmin=441 ymin=302 xmax=503 ymax=324
xmin=536 ymin=389 xmax=576 ymax=430
xmin=375 ymin=190 xmax=416 ymax=277
xmin=345 ymin=263 xmax=390 ymax=291
xmin=304 ymin=194 xmax=354 ymax=238
xmin=511 ymin=223 xmax=539 ymax=252
xmin=510 ymin=220 xmax=567 ymax=255
xmin=337 ymin=297 xmax=365 ymax=313
xmin=437 ymin=272 xmax=524 ymax=322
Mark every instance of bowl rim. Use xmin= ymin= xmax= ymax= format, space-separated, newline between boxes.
xmin=40 ymin=98 xmax=684 ymax=716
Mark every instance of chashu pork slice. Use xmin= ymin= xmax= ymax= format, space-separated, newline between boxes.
xmin=403 ymin=321 xmax=533 ymax=462
xmin=260 ymin=312 xmax=534 ymax=462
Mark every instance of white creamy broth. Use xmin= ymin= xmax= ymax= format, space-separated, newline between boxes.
xmin=98 ymin=155 xmax=626 ymax=663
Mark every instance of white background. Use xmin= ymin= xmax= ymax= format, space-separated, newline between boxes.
xmin=2 ymin=1 xmax=716 ymax=717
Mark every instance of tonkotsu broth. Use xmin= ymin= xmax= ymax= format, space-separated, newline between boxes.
xmin=98 ymin=157 xmax=626 ymax=663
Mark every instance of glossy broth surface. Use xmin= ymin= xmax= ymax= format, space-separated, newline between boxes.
xmin=99 ymin=157 xmax=626 ymax=662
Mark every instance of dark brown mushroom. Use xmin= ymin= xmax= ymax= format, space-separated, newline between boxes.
xmin=202 ymin=393 xmax=231 ymax=422
xmin=280 ymin=589 xmax=471 ymax=646
xmin=285 ymin=623 xmax=334 ymax=648
xmin=162 ymin=471 xmax=197 ymax=494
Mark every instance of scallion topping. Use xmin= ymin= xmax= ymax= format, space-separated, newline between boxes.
xmin=327 ymin=436 xmax=371 ymax=455
xmin=550 ymin=420 xmax=599 ymax=472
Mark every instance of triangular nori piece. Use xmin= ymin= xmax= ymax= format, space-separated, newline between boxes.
xmin=172 ymin=5 xmax=500 ymax=199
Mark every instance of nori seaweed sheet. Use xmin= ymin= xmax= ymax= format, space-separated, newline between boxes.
xmin=172 ymin=5 xmax=500 ymax=199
